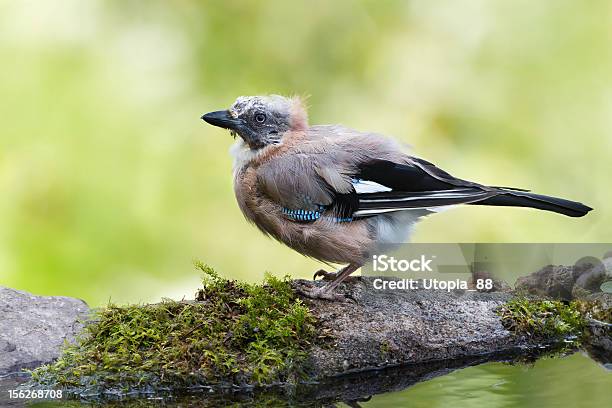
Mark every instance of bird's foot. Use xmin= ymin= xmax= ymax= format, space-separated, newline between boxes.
xmin=313 ymin=269 xmax=359 ymax=282
xmin=292 ymin=281 xmax=353 ymax=302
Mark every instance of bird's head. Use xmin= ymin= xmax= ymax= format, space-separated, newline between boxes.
xmin=201 ymin=95 xmax=308 ymax=149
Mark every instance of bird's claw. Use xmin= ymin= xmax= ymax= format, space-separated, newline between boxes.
xmin=293 ymin=282 xmax=352 ymax=302
xmin=313 ymin=269 xmax=359 ymax=283
xmin=313 ymin=269 xmax=337 ymax=281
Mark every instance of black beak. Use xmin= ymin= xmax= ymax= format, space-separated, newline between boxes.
xmin=201 ymin=110 xmax=241 ymax=130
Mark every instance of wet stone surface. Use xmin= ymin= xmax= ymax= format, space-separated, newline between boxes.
xmin=297 ymin=277 xmax=524 ymax=378
xmin=0 ymin=287 xmax=90 ymax=376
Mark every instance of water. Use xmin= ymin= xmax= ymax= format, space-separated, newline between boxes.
xmin=2 ymin=351 xmax=609 ymax=407
xmin=367 ymin=353 xmax=610 ymax=408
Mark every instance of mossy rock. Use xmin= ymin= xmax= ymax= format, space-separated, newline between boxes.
xmin=27 ymin=269 xmax=610 ymax=400
xmin=497 ymin=297 xmax=610 ymax=341
xmin=30 ymin=262 xmax=317 ymax=394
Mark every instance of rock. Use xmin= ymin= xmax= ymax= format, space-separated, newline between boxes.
xmin=514 ymin=259 xmax=612 ymax=301
xmin=584 ymin=318 xmax=612 ymax=369
xmin=0 ymin=287 xmax=90 ymax=375
xmin=573 ymin=258 xmax=612 ymax=298
xmin=23 ymin=275 xmax=608 ymax=402
xmin=298 ymin=277 xmax=526 ymax=378
xmin=515 ymin=265 xmax=575 ymax=300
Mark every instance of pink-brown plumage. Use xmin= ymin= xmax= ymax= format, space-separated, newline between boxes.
xmin=202 ymin=94 xmax=592 ymax=300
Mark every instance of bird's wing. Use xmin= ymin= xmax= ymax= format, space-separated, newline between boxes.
xmin=257 ymin=126 xmax=591 ymax=219
xmin=257 ymin=150 xmax=502 ymax=219
xmin=256 ymin=151 xmax=354 ymax=211
xmin=351 ymin=158 xmax=593 ymax=218
xmin=344 ymin=159 xmax=501 ymax=217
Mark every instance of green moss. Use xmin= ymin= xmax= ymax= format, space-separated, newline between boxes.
xmin=572 ymin=298 xmax=612 ymax=323
xmin=497 ymin=298 xmax=592 ymax=339
xmin=30 ymin=262 xmax=317 ymax=392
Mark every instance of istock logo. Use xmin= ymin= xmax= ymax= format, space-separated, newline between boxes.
xmin=372 ymin=254 xmax=435 ymax=272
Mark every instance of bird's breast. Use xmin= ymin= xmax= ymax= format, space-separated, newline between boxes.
xmin=232 ymin=167 xmax=373 ymax=264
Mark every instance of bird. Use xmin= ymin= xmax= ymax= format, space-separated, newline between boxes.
xmin=201 ymin=95 xmax=592 ymax=300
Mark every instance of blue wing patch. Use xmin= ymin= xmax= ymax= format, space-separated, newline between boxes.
xmin=281 ymin=205 xmax=353 ymax=223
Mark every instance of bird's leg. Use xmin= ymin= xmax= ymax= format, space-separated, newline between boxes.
xmin=313 ymin=266 xmax=359 ymax=282
xmin=319 ymin=263 xmax=360 ymax=293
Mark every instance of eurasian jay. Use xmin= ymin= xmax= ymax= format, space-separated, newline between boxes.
xmin=202 ymin=95 xmax=592 ymax=300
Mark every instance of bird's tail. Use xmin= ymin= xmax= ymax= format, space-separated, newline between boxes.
xmin=470 ymin=189 xmax=592 ymax=217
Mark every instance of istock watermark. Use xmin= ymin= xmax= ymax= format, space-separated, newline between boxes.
xmin=372 ymin=254 xmax=435 ymax=272
xmin=371 ymin=277 xmax=493 ymax=292
xmin=364 ymin=243 xmax=612 ymax=293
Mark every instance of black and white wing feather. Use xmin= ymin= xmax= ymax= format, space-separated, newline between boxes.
xmin=330 ymin=159 xmax=591 ymax=218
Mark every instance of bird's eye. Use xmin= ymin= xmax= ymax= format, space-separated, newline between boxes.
xmin=254 ymin=113 xmax=266 ymax=124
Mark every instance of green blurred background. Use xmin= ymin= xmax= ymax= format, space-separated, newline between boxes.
xmin=1 ymin=0 xmax=611 ymax=307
